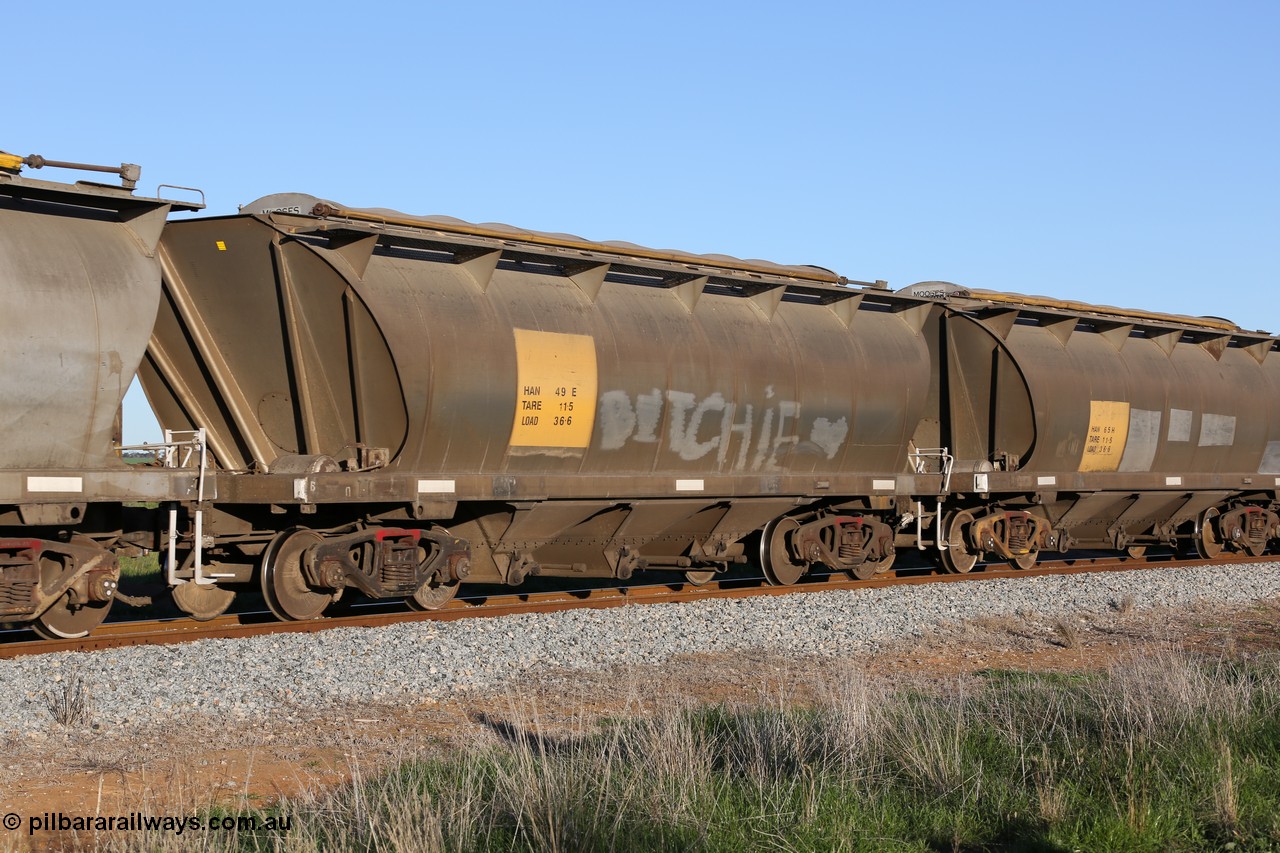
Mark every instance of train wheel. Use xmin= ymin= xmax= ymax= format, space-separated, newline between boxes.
xmin=940 ymin=510 xmax=979 ymax=574
xmin=407 ymin=578 xmax=460 ymax=611
xmin=32 ymin=593 xmax=112 ymax=640
xmin=685 ymin=570 xmax=717 ymax=585
xmin=1010 ymin=550 xmax=1038 ymax=570
xmin=848 ymin=551 xmax=896 ymax=580
xmin=761 ymin=516 xmax=806 ymax=585
xmin=173 ymin=581 xmax=236 ymax=622
xmin=1194 ymin=508 xmax=1224 ymax=560
xmin=1126 ymin=545 xmax=1148 ymax=559
xmin=1243 ymin=527 xmax=1267 ymax=557
xmin=260 ymin=528 xmax=334 ymax=621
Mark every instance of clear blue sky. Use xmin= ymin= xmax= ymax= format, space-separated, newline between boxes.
xmin=11 ymin=1 xmax=1277 ymax=444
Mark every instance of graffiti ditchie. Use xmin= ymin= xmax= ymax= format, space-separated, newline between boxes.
xmin=598 ymin=387 xmax=849 ymax=471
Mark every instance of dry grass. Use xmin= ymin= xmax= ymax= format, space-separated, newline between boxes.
xmin=1214 ymin=736 xmax=1239 ymax=837
xmin=1101 ymin=647 xmax=1259 ymax=737
xmin=885 ymin=684 xmax=976 ymax=799
xmin=56 ymin=631 xmax=1280 ymax=852
xmin=1053 ymin=617 xmax=1082 ymax=649
xmin=43 ymin=672 xmax=94 ymax=727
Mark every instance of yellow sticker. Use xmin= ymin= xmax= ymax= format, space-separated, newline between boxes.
xmin=510 ymin=329 xmax=598 ymax=448
xmin=215 ymin=240 xmax=227 ymax=251
xmin=1079 ymin=400 xmax=1130 ymax=472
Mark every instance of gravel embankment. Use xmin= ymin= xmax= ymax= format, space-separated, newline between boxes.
xmin=3 ymin=563 xmax=1279 ymax=736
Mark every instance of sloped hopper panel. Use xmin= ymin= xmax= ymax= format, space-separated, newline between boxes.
xmin=940 ymin=314 xmax=1036 ymax=470
xmin=141 ymin=216 xmax=407 ymax=470
xmin=0 ymin=190 xmax=169 ymax=470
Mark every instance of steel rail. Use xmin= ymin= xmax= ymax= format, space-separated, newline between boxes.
xmin=0 ymin=552 xmax=1272 ymax=659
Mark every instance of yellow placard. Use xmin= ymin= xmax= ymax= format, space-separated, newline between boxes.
xmin=510 ymin=329 xmax=598 ymax=448
xmin=1079 ymin=400 xmax=1130 ymax=472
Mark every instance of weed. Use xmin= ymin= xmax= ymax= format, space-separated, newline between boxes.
xmin=1214 ymin=736 xmax=1240 ymax=836
xmin=118 ymin=552 xmax=161 ymax=582
xmin=43 ymin=672 xmax=94 ymax=727
xmin=1054 ymin=617 xmax=1082 ymax=649
xmin=96 ymin=647 xmax=1280 ymax=852
xmin=972 ymin=613 xmax=1023 ymax=635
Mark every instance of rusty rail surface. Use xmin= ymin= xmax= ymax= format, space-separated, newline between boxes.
xmin=0 ymin=552 xmax=1272 ymax=659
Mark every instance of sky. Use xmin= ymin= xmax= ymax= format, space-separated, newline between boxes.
xmin=10 ymin=0 xmax=1277 ymax=444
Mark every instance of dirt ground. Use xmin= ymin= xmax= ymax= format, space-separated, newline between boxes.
xmin=3 ymin=597 xmax=1278 ymax=851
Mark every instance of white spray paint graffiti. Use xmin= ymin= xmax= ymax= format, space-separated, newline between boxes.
xmin=598 ymin=387 xmax=849 ymax=471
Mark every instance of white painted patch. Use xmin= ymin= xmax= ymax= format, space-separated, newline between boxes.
xmin=1118 ymin=408 xmax=1161 ymax=472
xmin=809 ymin=417 xmax=849 ymax=460
xmin=974 ymin=473 xmax=989 ymax=493
xmin=1037 ymin=476 xmax=1057 ymax=486
xmin=1167 ymin=408 xmax=1192 ymax=442
xmin=597 ymin=390 xmax=638 ymax=450
xmin=675 ymin=479 xmax=704 ymax=492
xmin=417 ymin=479 xmax=456 ymax=494
xmin=596 ymin=386 xmax=849 ymax=473
xmin=1262 ymin=441 xmax=1280 ymax=474
xmin=1165 ymin=476 xmax=1183 ymax=486
xmin=27 ymin=476 xmax=83 ymax=493
xmin=873 ymin=479 xmax=896 ymax=490
xmin=293 ymin=478 xmax=309 ymax=501
xmin=1198 ymin=413 xmax=1236 ymax=447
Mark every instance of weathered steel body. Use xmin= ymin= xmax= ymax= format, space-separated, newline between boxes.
xmin=908 ymin=288 xmax=1280 ymax=570
xmin=138 ymin=196 xmax=1280 ymax=612
xmin=0 ymin=160 xmax=201 ymax=636
xmin=146 ymin=197 xmax=935 ymax=484
xmin=0 ymin=176 xmax=165 ymax=471
xmin=142 ymin=196 xmax=936 ymax=596
xmin=3 ymin=156 xmax=1279 ymax=634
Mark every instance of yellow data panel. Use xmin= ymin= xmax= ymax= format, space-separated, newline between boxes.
xmin=510 ymin=329 xmax=598 ymax=448
xmin=1079 ymin=400 xmax=1131 ymax=472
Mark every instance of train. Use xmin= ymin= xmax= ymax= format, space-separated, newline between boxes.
xmin=2 ymin=151 xmax=1278 ymax=638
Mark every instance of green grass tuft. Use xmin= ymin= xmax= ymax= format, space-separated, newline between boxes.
xmin=118 ymin=552 xmax=161 ymax=582
xmin=100 ymin=650 xmax=1280 ymax=852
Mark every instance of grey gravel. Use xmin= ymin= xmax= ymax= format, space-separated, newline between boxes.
xmin=3 ymin=562 xmax=1279 ymax=737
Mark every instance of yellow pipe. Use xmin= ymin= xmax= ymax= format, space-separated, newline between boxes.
xmin=0 ymin=152 xmax=23 ymax=172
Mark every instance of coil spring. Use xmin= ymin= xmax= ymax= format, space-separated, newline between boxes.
xmin=839 ymin=540 xmax=862 ymax=563
xmin=0 ymin=579 xmax=35 ymax=614
xmin=381 ymin=561 xmax=416 ymax=591
xmin=1246 ymin=513 xmax=1267 ymax=545
xmin=1007 ymin=520 xmax=1028 ymax=553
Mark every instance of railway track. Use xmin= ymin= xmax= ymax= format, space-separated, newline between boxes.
xmin=1 ymin=552 xmax=1272 ymax=659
